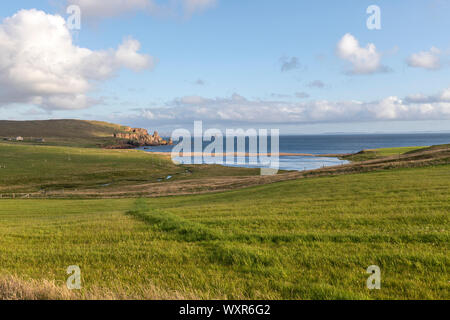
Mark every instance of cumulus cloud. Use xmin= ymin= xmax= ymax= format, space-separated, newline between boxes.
xmin=0 ymin=9 xmax=154 ymax=110
xmin=137 ymin=88 xmax=450 ymax=125
xmin=404 ymin=87 xmax=450 ymax=104
xmin=440 ymin=88 xmax=450 ymax=101
xmin=407 ymin=47 xmax=442 ymax=70
xmin=336 ymin=33 xmax=388 ymax=75
xmin=67 ymin=0 xmax=217 ymax=19
xmin=115 ymin=37 xmax=153 ymax=71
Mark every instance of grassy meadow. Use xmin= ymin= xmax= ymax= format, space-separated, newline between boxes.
xmin=0 ymin=164 xmax=448 ymax=299
xmin=0 ymin=142 xmax=259 ymax=194
xmin=0 ymin=119 xmax=132 ymax=148
xmin=340 ymin=146 xmax=429 ymax=162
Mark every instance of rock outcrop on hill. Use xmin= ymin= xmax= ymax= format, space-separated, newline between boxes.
xmin=113 ymin=127 xmax=172 ymax=147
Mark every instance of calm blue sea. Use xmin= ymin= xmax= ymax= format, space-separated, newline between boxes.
xmin=139 ymin=133 xmax=450 ymax=171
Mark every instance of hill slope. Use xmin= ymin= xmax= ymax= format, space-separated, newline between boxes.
xmin=0 ymin=119 xmax=162 ymax=148
xmin=0 ymin=119 xmax=125 ymax=138
xmin=0 ymin=142 xmax=260 ymax=196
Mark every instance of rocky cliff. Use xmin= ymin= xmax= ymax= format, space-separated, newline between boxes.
xmin=114 ymin=127 xmax=173 ymax=147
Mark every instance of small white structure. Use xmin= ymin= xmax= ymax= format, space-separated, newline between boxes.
xmin=16 ymin=136 xmax=24 ymax=141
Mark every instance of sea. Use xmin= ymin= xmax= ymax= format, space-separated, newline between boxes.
xmin=139 ymin=133 xmax=450 ymax=171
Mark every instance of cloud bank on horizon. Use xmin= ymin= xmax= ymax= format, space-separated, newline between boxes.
xmin=0 ymin=1 xmax=449 ymax=130
xmin=137 ymin=88 xmax=450 ymax=125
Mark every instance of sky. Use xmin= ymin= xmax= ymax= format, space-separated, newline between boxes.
xmin=0 ymin=0 xmax=450 ymax=135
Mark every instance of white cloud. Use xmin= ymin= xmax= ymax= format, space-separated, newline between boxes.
xmin=67 ymin=0 xmax=148 ymax=19
xmin=405 ymin=87 xmax=450 ymax=104
xmin=0 ymin=9 xmax=154 ymax=110
xmin=336 ymin=33 xmax=387 ymax=75
xmin=407 ymin=47 xmax=441 ymax=70
xmin=183 ymin=0 xmax=217 ymax=16
xmin=137 ymin=88 xmax=450 ymax=125
xmin=440 ymin=88 xmax=450 ymax=101
xmin=115 ymin=37 xmax=153 ymax=72
xmin=67 ymin=0 xmax=216 ymax=19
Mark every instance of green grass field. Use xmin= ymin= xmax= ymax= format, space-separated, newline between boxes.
xmin=1 ymin=164 xmax=448 ymax=299
xmin=340 ymin=146 xmax=429 ymax=162
xmin=369 ymin=146 xmax=428 ymax=156
xmin=0 ymin=142 xmax=259 ymax=194
xmin=0 ymin=119 xmax=130 ymax=148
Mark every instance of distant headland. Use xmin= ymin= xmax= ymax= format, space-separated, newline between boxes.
xmin=112 ymin=127 xmax=173 ymax=148
xmin=0 ymin=119 xmax=171 ymax=149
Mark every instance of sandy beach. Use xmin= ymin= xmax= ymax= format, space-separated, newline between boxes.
xmin=148 ymin=151 xmax=350 ymax=157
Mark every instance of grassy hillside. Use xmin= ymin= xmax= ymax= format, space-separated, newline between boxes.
xmin=0 ymin=136 xmax=448 ymax=299
xmin=0 ymin=119 xmax=124 ymax=138
xmin=406 ymin=144 xmax=450 ymax=154
xmin=0 ymin=119 xmax=137 ymax=148
xmin=1 ymin=142 xmax=448 ymax=198
xmin=0 ymin=164 xmax=449 ymax=299
xmin=340 ymin=146 xmax=429 ymax=162
xmin=0 ymin=142 xmax=260 ymax=195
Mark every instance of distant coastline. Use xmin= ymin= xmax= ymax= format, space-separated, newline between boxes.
xmin=148 ymin=151 xmax=350 ymax=157
xmin=139 ymin=133 xmax=450 ymax=171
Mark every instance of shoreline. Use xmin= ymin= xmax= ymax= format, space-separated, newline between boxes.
xmin=146 ymin=151 xmax=350 ymax=158
xmin=143 ymin=150 xmax=350 ymax=172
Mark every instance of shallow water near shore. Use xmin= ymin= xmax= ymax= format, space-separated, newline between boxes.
xmin=139 ymin=133 xmax=450 ymax=171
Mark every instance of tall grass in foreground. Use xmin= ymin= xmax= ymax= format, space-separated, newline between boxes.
xmin=0 ymin=165 xmax=448 ymax=299
xmin=0 ymin=275 xmax=194 ymax=300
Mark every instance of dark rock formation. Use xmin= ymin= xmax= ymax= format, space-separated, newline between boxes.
xmin=113 ymin=127 xmax=172 ymax=147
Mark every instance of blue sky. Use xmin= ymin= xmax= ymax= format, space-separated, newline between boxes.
xmin=1 ymin=0 xmax=450 ymax=134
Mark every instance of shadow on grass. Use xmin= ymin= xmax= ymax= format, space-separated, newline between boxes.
xmin=126 ymin=198 xmax=221 ymax=242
